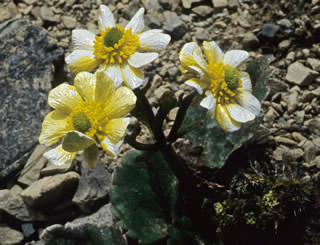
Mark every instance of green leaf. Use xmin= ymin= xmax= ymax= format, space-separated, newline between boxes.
xmin=111 ymin=150 xmax=178 ymax=244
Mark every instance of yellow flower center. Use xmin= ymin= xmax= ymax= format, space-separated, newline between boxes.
xmin=67 ymin=103 xmax=109 ymax=142
xmin=93 ymin=25 xmax=140 ymax=65
xmin=208 ymin=62 xmax=241 ymax=104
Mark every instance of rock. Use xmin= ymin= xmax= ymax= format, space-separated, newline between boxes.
xmin=8 ymin=2 xmax=19 ymax=18
xmin=0 ymin=190 xmax=46 ymax=221
xmin=145 ymin=11 xmax=165 ymax=29
xmin=278 ymin=39 xmax=291 ymax=51
xmin=296 ymin=110 xmax=305 ymax=124
xmin=274 ymin=136 xmax=297 ymax=146
xmin=20 ymin=172 xmax=80 ymax=208
xmin=142 ymin=0 xmax=163 ymax=12
xmin=182 ymin=0 xmax=201 ymax=9
xmin=273 ymin=145 xmax=289 ymax=161
xmin=307 ymin=58 xmax=320 ymax=72
xmin=163 ymin=11 xmax=186 ymax=39
xmin=168 ymin=67 xmax=179 ymax=79
xmin=242 ymin=33 xmax=259 ymax=50
xmin=287 ymin=90 xmax=299 ymax=113
xmin=268 ymin=77 xmax=289 ymax=94
xmin=192 ymin=6 xmax=213 ymax=17
xmin=122 ymin=0 xmax=140 ymax=20
xmin=72 ymin=162 xmax=112 ymax=213
xmin=302 ymin=140 xmax=318 ymax=163
xmin=287 ymin=148 xmax=304 ymax=161
xmin=304 ymin=117 xmax=320 ymax=136
xmin=0 ymin=224 xmax=24 ymax=245
xmin=22 ymin=223 xmax=36 ymax=239
xmin=212 ymin=0 xmax=228 ymax=9
xmin=277 ymin=18 xmax=292 ymax=28
xmin=40 ymin=6 xmax=59 ymax=23
xmin=237 ymin=16 xmax=251 ymax=28
xmin=72 ymin=203 xmax=114 ymax=228
xmin=312 ymin=156 xmax=320 ymax=169
xmin=18 ymin=145 xmax=48 ymax=186
xmin=62 ymin=16 xmax=77 ymax=29
xmin=286 ymin=62 xmax=318 ymax=86
xmin=264 ymin=107 xmax=278 ymax=124
xmin=0 ymin=19 xmax=63 ymax=173
xmin=0 ymin=8 xmax=11 ymax=23
xmin=261 ymin=23 xmax=280 ymax=38
xmin=41 ymin=161 xmax=75 ymax=176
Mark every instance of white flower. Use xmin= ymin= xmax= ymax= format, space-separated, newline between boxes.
xmin=65 ymin=5 xmax=171 ymax=89
xmin=179 ymin=41 xmax=261 ymax=132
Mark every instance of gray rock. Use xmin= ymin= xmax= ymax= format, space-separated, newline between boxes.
xmin=278 ymin=39 xmax=291 ymax=51
xmin=296 ymin=110 xmax=305 ymax=124
xmin=304 ymin=117 xmax=320 ymax=136
xmin=192 ymin=6 xmax=213 ymax=17
xmin=0 ymin=18 xmax=63 ymax=173
xmin=268 ymin=77 xmax=289 ymax=94
xmin=163 ymin=11 xmax=186 ymax=39
xmin=41 ymin=161 xmax=75 ymax=176
xmin=72 ymin=162 xmax=112 ymax=213
xmin=195 ymin=27 xmax=209 ymax=41
xmin=287 ymin=90 xmax=299 ymax=113
xmin=142 ymin=0 xmax=163 ymax=12
xmin=285 ymin=62 xmax=318 ymax=86
xmin=168 ymin=67 xmax=179 ymax=79
xmin=242 ymin=33 xmax=259 ymax=50
xmin=122 ymin=0 xmax=140 ymax=20
xmin=307 ymin=58 xmax=320 ymax=72
xmin=273 ymin=145 xmax=289 ymax=161
xmin=274 ymin=136 xmax=297 ymax=146
xmin=0 ymin=190 xmax=46 ymax=221
xmin=40 ymin=6 xmax=59 ymax=23
xmin=182 ymin=0 xmax=201 ymax=8
xmin=18 ymin=145 xmax=48 ymax=186
xmin=21 ymin=172 xmax=80 ymax=208
xmin=261 ymin=23 xmax=280 ymax=38
xmin=264 ymin=107 xmax=278 ymax=124
xmin=212 ymin=0 xmax=228 ymax=9
xmin=312 ymin=156 xmax=320 ymax=169
xmin=0 ymin=224 xmax=24 ymax=245
xmin=145 ymin=11 xmax=165 ymax=29
xmin=0 ymin=8 xmax=11 ymax=23
xmin=237 ymin=16 xmax=251 ymax=28
xmin=302 ymin=140 xmax=318 ymax=163
xmin=72 ymin=203 xmax=114 ymax=228
xmin=62 ymin=16 xmax=77 ymax=29
xmin=277 ymin=18 xmax=292 ymax=28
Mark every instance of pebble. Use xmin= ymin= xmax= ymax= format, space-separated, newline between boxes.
xmin=277 ymin=18 xmax=292 ymax=28
xmin=287 ymin=90 xmax=299 ymax=113
xmin=192 ymin=6 xmax=213 ymax=17
xmin=163 ymin=11 xmax=186 ymax=39
xmin=264 ymin=107 xmax=279 ymax=124
xmin=182 ymin=0 xmax=201 ymax=9
xmin=261 ymin=23 xmax=280 ymax=38
xmin=40 ymin=6 xmax=59 ymax=23
xmin=62 ymin=16 xmax=77 ymax=29
xmin=212 ymin=0 xmax=228 ymax=9
xmin=302 ymin=140 xmax=318 ymax=163
xmin=304 ymin=117 xmax=320 ymax=136
xmin=295 ymin=110 xmax=305 ymax=124
xmin=0 ymin=224 xmax=24 ymax=245
xmin=274 ymin=136 xmax=297 ymax=146
xmin=307 ymin=58 xmax=320 ymax=72
xmin=285 ymin=62 xmax=318 ymax=86
xmin=278 ymin=39 xmax=291 ymax=51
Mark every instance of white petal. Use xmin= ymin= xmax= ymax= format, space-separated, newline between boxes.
xmin=188 ymin=65 xmax=205 ymax=78
xmin=138 ymin=30 xmax=171 ymax=51
xmin=72 ymin=29 xmax=95 ymax=51
xmin=99 ymin=65 xmax=123 ymax=88
xmin=179 ymin=42 xmax=207 ymax=71
xmin=125 ymin=8 xmax=145 ymax=34
xmin=185 ymin=80 xmax=203 ymax=94
xmin=215 ymin=104 xmax=241 ymax=132
xmin=44 ymin=145 xmax=77 ymax=166
xmin=200 ymin=92 xmax=216 ymax=112
xmin=223 ymin=50 xmax=249 ymax=67
xmin=98 ymin=5 xmax=115 ymax=31
xmin=101 ymin=137 xmax=124 ymax=157
xmin=128 ymin=52 xmax=158 ymax=68
xmin=240 ymin=72 xmax=252 ymax=91
xmin=65 ymin=50 xmax=95 ymax=65
xmin=237 ymin=90 xmax=261 ymax=116
xmin=203 ymin=41 xmax=224 ymax=64
xmin=122 ymin=64 xmax=144 ymax=89
xmin=226 ymin=103 xmax=255 ymax=123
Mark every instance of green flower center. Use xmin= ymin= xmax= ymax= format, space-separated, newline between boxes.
xmin=104 ymin=27 xmax=123 ymax=48
xmin=72 ymin=112 xmax=91 ymax=133
xmin=224 ymin=66 xmax=239 ymax=91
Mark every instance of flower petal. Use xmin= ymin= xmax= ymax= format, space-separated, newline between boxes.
xmin=44 ymin=145 xmax=77 ymax=166
xmin=138 ymin=30 xmax=171 ymax=52
xmin=237 ymin=90 xmax=261 ymax=116
xmin=62 ymin=131 xmax=95 ymax=152
xmin=105 ymin=87 xmax=136 ymax=119
xmin=179 ymin=42 xmax=207 ymax=73
xmin=39 ymin=110 xmax=70 ymax=146
xmin=223 ymin=50 xmax=249 ymax=67
xmin=101 ymin=137 xmax=124 ymax=157
xmin=125 ymin=8 xmax=145 ymax=34
xmin=128 ymin=52 xmax=158 ymax=68
xmin=84 ymin=144 xmax=99 ymax=168
xmin=105 ymin=118 xmax=130 ymax=144
xmin=121 ymin=64 xmax=144 ymax=89
xmin=65 ymin=50 xmax=101 ymax=74
xmin=185 ymin=78 xmax=209 ymax=94
xmin=74 ymin=72 xmax=96 ymax=102
xmin=239 ymin=72 xmax=252 ymax=91
xmin=98 ymin=64 xmax=123 ymax=88
xmin=215 ymin=104 xmax=241 ymax=132
xmin=226 ymin=103 xmax=255 ymax=123
xmin=203 ymin=41 xmax=224 ymax=64
xmin=48 ymin=83 xmax=83 ymax=113
xmin=95 ymin=71 xmax=116 ymax=108
xmin=72 ymin=29 xmax=95 ymax=51
xmin=200 ymin=92 xmax=216 ymax=112
xmin=98 ymin=5 xmax=115 ymax=31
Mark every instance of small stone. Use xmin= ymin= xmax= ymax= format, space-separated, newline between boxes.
xmin=22 ymin=0 xmax=37 ymax=4
xmin=287 ymin=148 xmax=304 ymax=161
xmin=292 ymin=132 xmax=306 ymax=143
xmin=277 ymin=18 xmax=292 ymax=28
xmin=122 ymin=0 xmax=140 ymax=19
xmin=212 ymin=0 xmax=228 ymax=9
xmin=20 ymin=172 xmax=80 ymax=208
xmin=312 ymin=156 xmax=320 ymax=169
xmin=264 ymin=107 xmax=278 ymax=123
xmin=143 ymin=0 xmax=163 ymax=12
xmin=62 ymin=16 xmax=77 ymax=29
xmin=295 ymin=110 xmax=305 ymax=124
xmin=0 ymin=224 xmax=24 ymax=245
xmin=192 ymin=6 xmax=213 ymax=17
xmin=181 ymin=0 xmax=201 ymax=8
xmin=237 ymin=16 xmax=251 ymax=28
xmin=274 ymin=136 xmax=297 ymax=146
xmin=278 ymin=39 xmax=291 ymax=51
xmin=307 ymin=58 xmax=320 ymax=72
xmin=163 ymin=11 xmax=186 ymax=39
xmin=273 ymin=145 xmax=289 ymax=161
xmin=261 ymin=23 xmax=280 ymax=38
xmin=304 ymin=117 xmax=320 ymax=136
xmin=302 ymin=140 xmax=318 ymax=163
xmin=40 ymin=6 xmax=59 ymax=23
xmin=286 ymin=51 xmax=295 ymax=62
xmin=8 ymin=1 xmax=19 ymax=17
xmin=195 ymin=27 xmax=209 ymax=41
xmin=168 ymin=67 xmax=179 ymax=79
xmin=287 ymin=90 xmax=299 ymax=113
xmin=286 ymin=62 xmax=318 ymax=86
xmin=145 ymin=11 xmax=164 ymax=28
xmin=0 ymin=8 xmax=11 ymax=23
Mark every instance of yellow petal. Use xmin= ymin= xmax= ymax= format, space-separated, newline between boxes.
xmin=179 ymin=42 xmax=207 ymax=74
xmin=62 ymin=131 xmax=95 ymax=152
xmin=185 ymin=77 xmax=210 ymax=94
xmin=66 ymin=50 xmax=101 ymax=74
xmin=74 ymin=72 xmax=96 ymax=103
xmin=215 ymin=104 xmax=241 ymax=132
xmin=105 ymin=87 xmax=136 ymax=119
xmin=44 ymin=144 xmax=77 ymax=166
xmin=84 ymin=144 xmax=99 ymax=168
xmin=48 ymin=83 xmax=83 ymax=113
xmin=105 ymin=118 xmax=130 ymax=144
xmin=95 ymin=71 xmax=115 ymax=108
xmin=203 ymin=41 xmax=224 ymax=64
xmin=39 ymin=110 xmax=71 ymax=146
